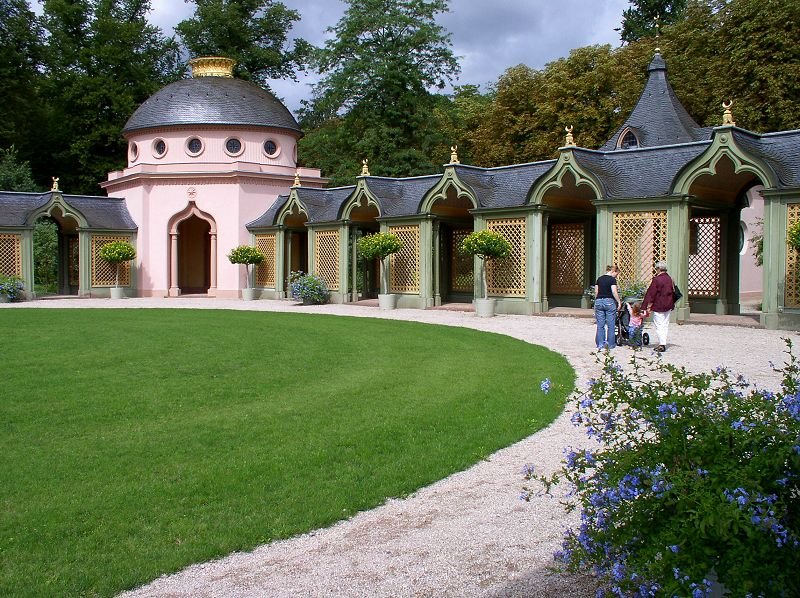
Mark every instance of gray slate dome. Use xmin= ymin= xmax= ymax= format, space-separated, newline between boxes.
xmin=123 ymin=57 xmax=301 ymax=134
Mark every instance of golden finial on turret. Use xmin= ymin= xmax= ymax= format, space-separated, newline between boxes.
xmin=361 ymin=159 xmax=370 ymax=177
xmin=449 ymin=145 xmax=459 ymax=164
xmin=564 ymin=126 xmax=576 ymax=147
xmin=51 ymin=177 xmax=59 ymax=192
xmin=722 ymin=100 xmax=736 ymax=126
xmin=293 ymin=171 xmax=301 ymax=187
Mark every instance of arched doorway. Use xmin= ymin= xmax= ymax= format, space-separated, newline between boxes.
xmin=33 ymin=207 xmax=80 ymax=296
xmin=178 ymin=216 xmax=210 ymax=294
xmin=431 ymin=187 xmax=474 ymax=303
xmin=168 ymin=202 xmax=217 ymax=297
xmin=283 ymin=206 xmax=309 ymax=295
xmin=348 ymin=198 xmax=380 ymax=301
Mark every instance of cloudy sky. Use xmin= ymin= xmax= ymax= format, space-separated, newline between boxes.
xmin=36 ymin=0 xmax=631 ymax=114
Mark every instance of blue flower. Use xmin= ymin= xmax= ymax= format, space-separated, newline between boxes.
xmin=540 ymin=378 xmax=552 ymax=394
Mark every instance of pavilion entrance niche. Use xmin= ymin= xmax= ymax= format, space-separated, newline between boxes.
xmin=33 ymin=207 xmax=79 ymax=296
xmin=432 ymin=187 xmax=474 ymax=303
xmin=348 ymin=198 xmax=380 ymax=301
xmin=283 ymin=206 xmax=308 ymax=295
xmin=541 ymin=171 xmax=596 ymax=308
xmin=685 ymin=154 xmax=764 ymax=315
xmin=168 ymin=203 xmax=217 ymax=297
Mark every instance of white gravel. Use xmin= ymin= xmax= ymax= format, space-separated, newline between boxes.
xmin=4 ymin=298 xmax=794 ymax=597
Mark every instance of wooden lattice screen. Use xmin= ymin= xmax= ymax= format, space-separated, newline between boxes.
xmin=0 ymin=233 xmax=22 ymax=277
xmin=314 ymin=229 xmax=340 ymax=291
xmin=91 ymin=235 xmax=132 ymax=286
xmin=389 ymin=225 xmax=420 ymax=293
xmin=612 ymin=211 xmax=667 ymax=286
xmin=786 ymin=204 xmax=800 ymax=308
xmin=486 ymin=218 xmax=526 ymax=296
xmin=688 ymin=217 xmax=721 ymax=298
xmin=255 ymin=233 xmax=277 ymax=288
xmin=549 ymin=222 xmax=585 ymax=294
xmin=450 ymin=228 xmax=473 ymax=293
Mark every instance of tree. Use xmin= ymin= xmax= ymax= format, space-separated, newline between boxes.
xmin=299 ymin=0 xmax=460 ymax=184
xmin=34 ymin=0 xmax=183 ymax=194
xmin=0 ymin=1 xmax=44 ymax=163
xmin=99 ymin=239 xmax=136 ymax=288
xmin=460 ymin=230 xmax=511 ymax=300
xmin=175 ymin=0 xmax=311 ymax=88
xmin=0 ymin=146 xmax=38 ymax=192
xmin=357 ymin=232 xmax=403 ymax=296
xmin=619 ymin=0 xmax=687 ymax=43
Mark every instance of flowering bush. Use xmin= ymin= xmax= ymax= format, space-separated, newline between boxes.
xmin=526 ymin=342 xmax=800 ymax=597
xmin=290 ymin=272 xmax=329 ymax=304
xmin=618 ymin=279 xmax=648 ymax=301
xmin=0 ymin=274 xmax=24 ymax=301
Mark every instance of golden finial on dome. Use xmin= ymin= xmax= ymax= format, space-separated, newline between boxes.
xmin=293 ymin=171 xmax=301 ymax=187
xmin=360 ymin=159 xmax=370 ymax=177
xmin=449 ymin=145 xmax=459 ymax=164
xmin=51 ymin=177 xmax=59 ymax=192
xmin=189 ymin=57 xmax=236 ymax=78
xmin=564 ymin=125 xmax=576 ymax=147
xmin=722 ymin=100 xmax=736 ymax=126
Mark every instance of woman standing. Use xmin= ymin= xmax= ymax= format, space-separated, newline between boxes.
xmin=643 ymin=261 xmax=675 ymax=353
xmin=594 ymin=265 xmax=622 ymax=350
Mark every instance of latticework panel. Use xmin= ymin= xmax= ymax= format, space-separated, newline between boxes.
xmin=255 ymin=233 xmax=277 ymax=288
xmin=612 ymin=211 xmax=667 ymax=286
xmin=486 ymin=219 xmax=526 ymax=296
xmin=389 ymin=225 xmax=420 ymax=293
xmin=786 ymin=204 xmax=800 ymax=307
xmin=0 ymin=233 xmax=22 ymax=277
xmin=450 ymin=228 xmax=473 ymax=293
xmin=91 ymin=235 xmax=132 ymax=286
xmin=688 ymin=217 xmax=720 ymax=298
xmin=314 ymin=229 xmax=340 ymax=291
xmin=549 ymin=223 xmax=585 ymax=294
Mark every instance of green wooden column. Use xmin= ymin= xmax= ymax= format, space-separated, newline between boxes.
xmin=336 ymin=222 xmax=350 ymax=304
xmin=595 ymin=204 xmax=613 ymax=280
xmin=666 ymin=197 xmax=690 ymax=321
xmin=419 ymin=217 xmax=434 ymax=308
xmin=527 ymin=209 xmax=543 ymax=312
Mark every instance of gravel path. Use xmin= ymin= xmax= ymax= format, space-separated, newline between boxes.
xmin=5 ymin=298 xmax=794 ymax=597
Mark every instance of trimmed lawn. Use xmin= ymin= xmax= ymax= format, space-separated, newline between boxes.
xmin=0 ymin=309 xmax=573 ymax=596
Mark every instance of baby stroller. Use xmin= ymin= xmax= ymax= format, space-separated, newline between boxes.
xmin=615 ymin=297 xmax=650 ymax=347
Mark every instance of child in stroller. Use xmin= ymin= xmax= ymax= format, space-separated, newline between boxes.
xmin=616 ymin=298 xmax=650 ymax=348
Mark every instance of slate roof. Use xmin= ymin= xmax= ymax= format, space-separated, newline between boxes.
xmin=247 ymin=186 xmax=356 ymax=228
xmin=601 ymin=53 xmax=712 ymax=151
xmin=452 ymin=162 xmax=556 ymax=208
xmin=730 ymin=128 xmax=800 ymax=189
xmin=363 ymin=175 xmax=440 ymax=217
xmin=574 ymin=142 xmax=711 ymax=199
xmin=123 ymin=77 xmax=301 ymax=134
xmin=0 ymin=191 xmax=136 ymax=230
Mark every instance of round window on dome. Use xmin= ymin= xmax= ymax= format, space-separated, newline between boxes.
xmin=153 ymin=139 xmax=167 ymax=158
xmin=263 ymin=139 xmax=279 ymax=158
xmin=225 ymin=137 xmax=244 ymax=156
xmin=186 ymin=137 xmax=204 ymax=156
xmin=129 ymin=142 xmax=139 ymax=162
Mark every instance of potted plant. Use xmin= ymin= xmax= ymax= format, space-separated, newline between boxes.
xmin=460 ymin=229 xmax=512 ymax=317
xmin=357 ymin=232 xmax=403 ymax=310
xmin=289 ymin=272 xmax=330 ymax=305
xmin=0 ymin=274 xmax=25 ymax=303
xmin=99 ymin=240 xmax=136 ymax=299
xmin=227 ymin=245 xmax=265 ymax=301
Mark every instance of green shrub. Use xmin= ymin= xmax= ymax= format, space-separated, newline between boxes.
xmin=618 ymin=279 xmax=648 ymax=300
xmin=99 ymin=240 xmax=136 ymax=287
xmin=787 ymin=220 xmax=800 ymax=252
xmin=526 ymin=342 xmax=800 ymax=596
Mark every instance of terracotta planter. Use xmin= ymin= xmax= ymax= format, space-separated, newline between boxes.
xmin=475 ymin=297 xmax=496 ymax=317
xmin=110 ymin=287 xmax=125 ymax=300
xmin=378 ymin=293 xmax=398 ymax=310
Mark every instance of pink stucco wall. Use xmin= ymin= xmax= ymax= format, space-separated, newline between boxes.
xmin=739 ymin=186 xmax=764 ymax=301
xmin=103 ymin=125 xmax=325 ymax=298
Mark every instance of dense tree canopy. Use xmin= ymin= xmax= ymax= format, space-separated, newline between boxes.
xmin=619 ymin=0 xmax=687 ymax=43
xmin=299 ymin=0 xmax=460 ymax=185
xmin=175 ymin=0 xmax=311 ymax=87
